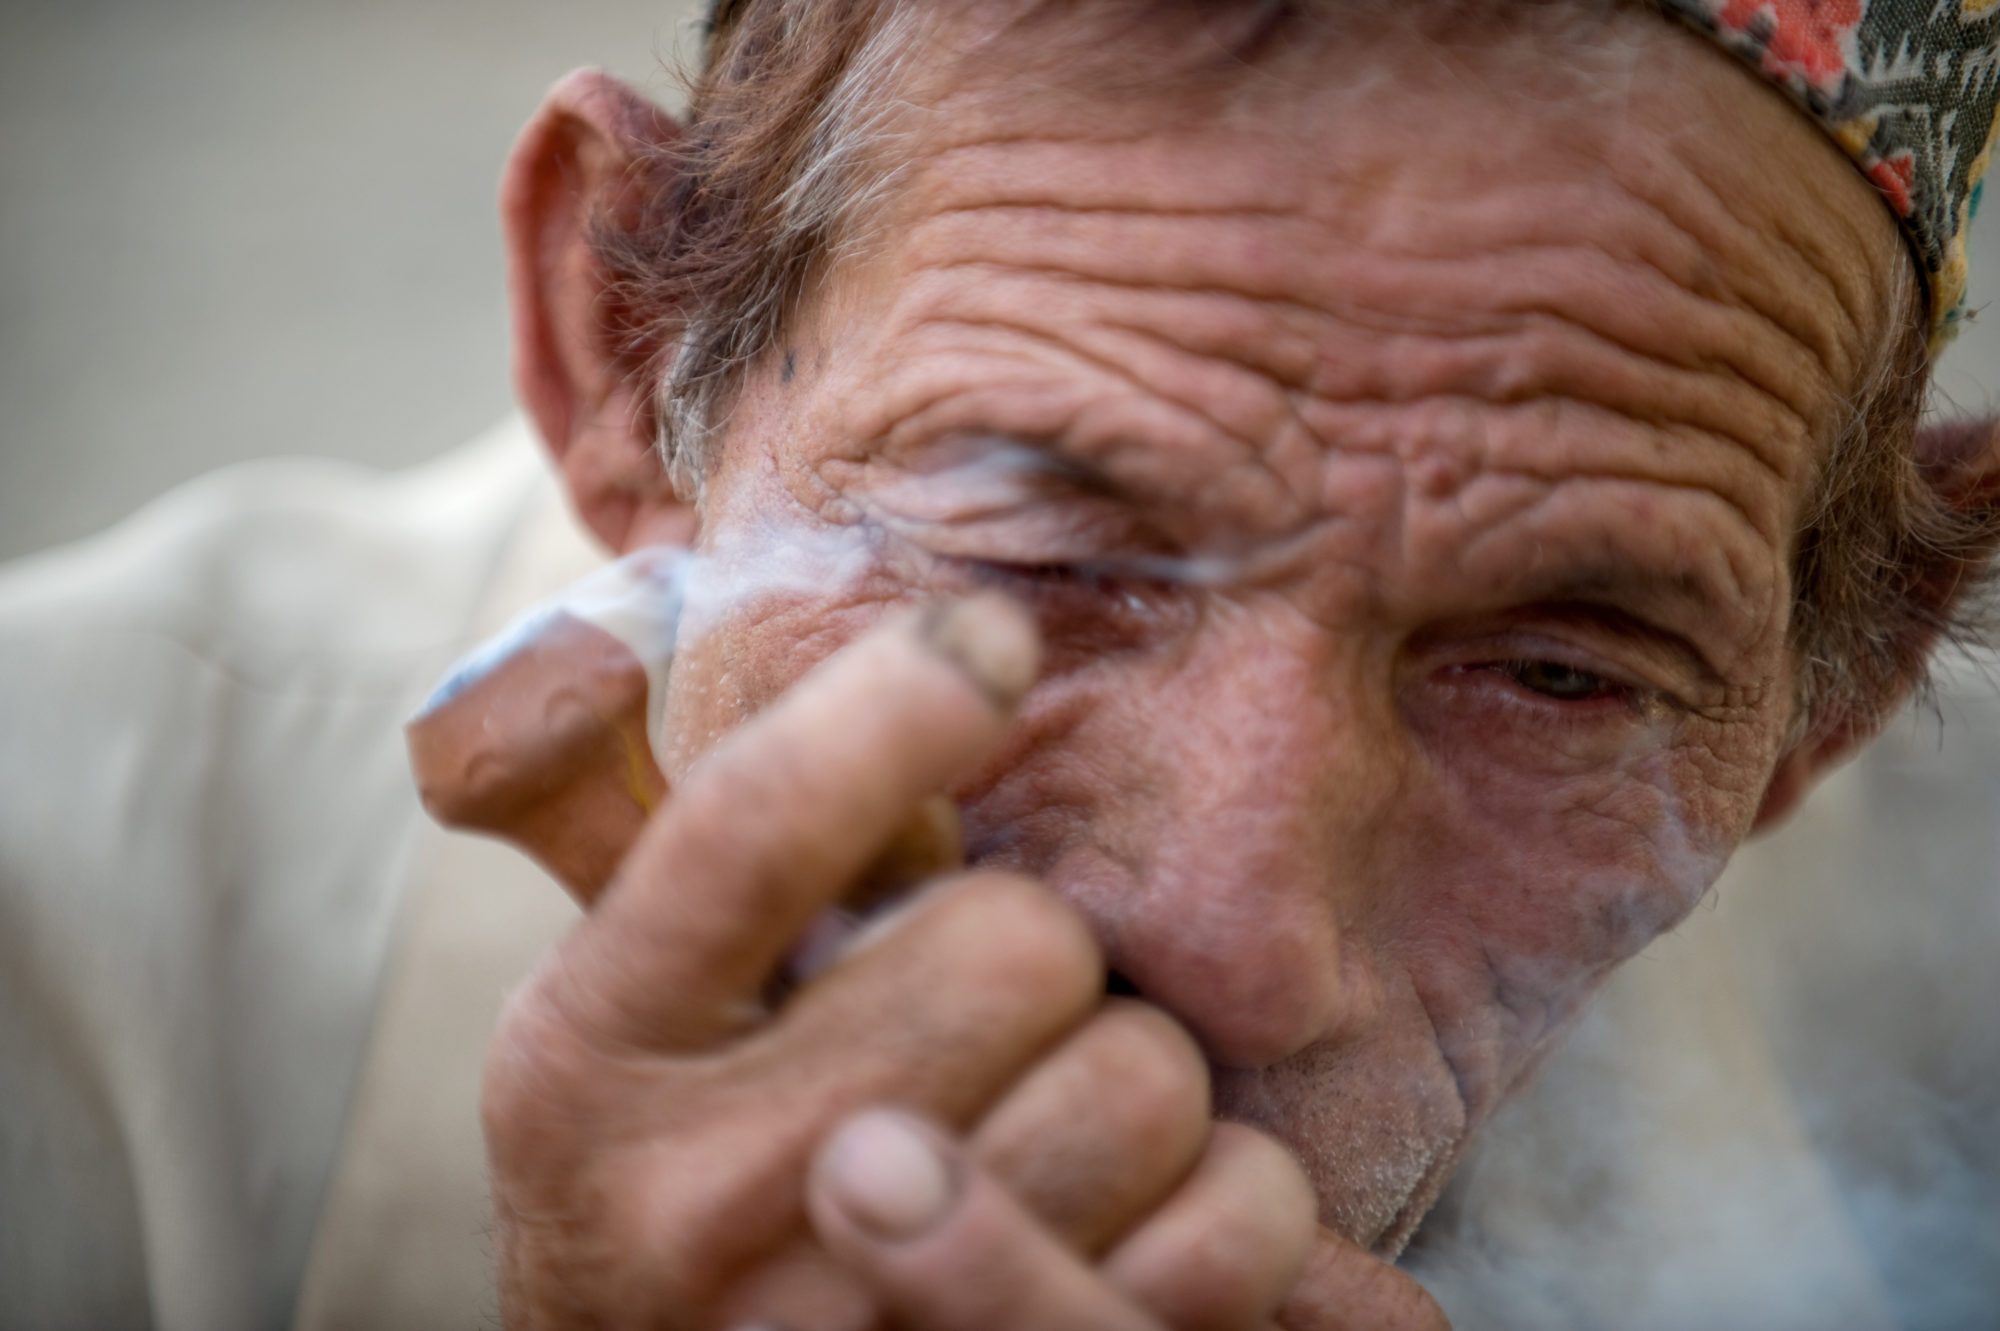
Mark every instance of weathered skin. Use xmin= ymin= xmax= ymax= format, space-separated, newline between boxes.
xmin=484 ymin=3 xmax=1907 ymax=1327
xmin=664 ymin=3 xmax=1896 ymax=1248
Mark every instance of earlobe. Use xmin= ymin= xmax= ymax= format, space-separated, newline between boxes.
xmin=1750 ymin=721 xmax=1862 ymax=834
xmin=503 ymin=68 xmax=695 ymax=552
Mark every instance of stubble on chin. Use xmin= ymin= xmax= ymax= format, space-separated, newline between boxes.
xmin=1211 ymin=1054 xmax=1465 ymax=1256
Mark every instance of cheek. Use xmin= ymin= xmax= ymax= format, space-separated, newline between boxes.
xmin=1428 ymin=762 xmax=1724 ymax=971
xmin=655 ymin=440 xmax=930 ymax=778
xmin=1394 ymin=666 xmax=1775 ymax=1010
xmin=659 ymin=591 xmax=900 ymax=780
xmin=1384 ymin=738 xmax=1746 ymax=1115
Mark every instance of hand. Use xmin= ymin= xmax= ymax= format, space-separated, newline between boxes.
xmin=807 ymin=1111 xmax=1453 ymax=1331
xmin=479 ymin=594 xmax=1444 ymax=1328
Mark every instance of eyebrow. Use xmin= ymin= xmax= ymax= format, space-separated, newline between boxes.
xmin=1502 ymin=570 xmax=1752 ymax=694
xmin=1194 ymin=0 xmax=1305 ymax=68
xmin=984 ymin=436 xmax=1131 ymax=500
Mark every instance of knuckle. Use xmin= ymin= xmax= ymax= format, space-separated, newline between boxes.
xmin=641 ymin=748 xmax=778 ymax=884
xmin=479 ymin=971 xmax=613 ymax=1173
xmin=1111 ymin=1123 xmax=1319 ymax=1326
xmin=1094 ymin=1001 xmax=1210 ymax=1098
xmin=1121 ymin=1239 xmax=1270 ymax=1330
xmin=1206 ymin=1122 xmax=1317 ymax=1232
xmin=1079 ymin=1003 xmax=1212 ymax=1152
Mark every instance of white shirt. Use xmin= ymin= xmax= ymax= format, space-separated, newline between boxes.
xmin=0 ymin=419 xmax=585 ymax=1330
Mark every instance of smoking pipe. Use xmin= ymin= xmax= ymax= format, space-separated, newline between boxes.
xmin=406 ymin=548 xmax=960 ymax=908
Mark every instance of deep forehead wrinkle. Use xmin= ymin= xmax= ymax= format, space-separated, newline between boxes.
xmin=880 ymin=213 xmax=1817 ymax=545
xmin=897 ymin=236 xmax=1815 ymax=494
xmin=873 ymin=0 xmax=1898 ymax=398
xmin=899 ymin=140 xmax=1849 ymax=458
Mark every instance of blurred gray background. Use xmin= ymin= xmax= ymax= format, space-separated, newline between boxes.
xmin=0 ymin=0 xmax=700 ymax=562
xmin=1 ymin=5 xmax=1996 ymax=1328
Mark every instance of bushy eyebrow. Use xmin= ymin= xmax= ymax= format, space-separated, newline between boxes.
xmin=1493 ymin=571 xmax=1747 ymax=694
xmin=899 ymin=432 xmax=1156 ymax=510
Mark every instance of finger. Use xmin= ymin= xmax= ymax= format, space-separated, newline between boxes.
xmin=778 ymin=794 xmax=964 ymax=998
xmin=1275 ymin=1228 xmax=1451 ymax=1331
xmin=970 ymin=1000 xmax=1213 ymax=1254
xmin=708 ymin=1234 xmax=876 ymax=1331
xmin=552 ymin=594 xmax=1039 ymax=1050
xmin=753 ymin=871 xmax=1103 ymax=1132
xmin=1102 ymin=1122 xmax=1318 ymax=1331
xmin=808 ymin=1108 xmax=1164 ymax=1331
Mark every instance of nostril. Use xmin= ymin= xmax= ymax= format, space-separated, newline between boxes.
xmin=1104 ymin=969 xmax=1141 ymax=998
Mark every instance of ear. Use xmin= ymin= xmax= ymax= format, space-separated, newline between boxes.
xmin=1752 ymin=417 xmax=2000 ymax=832
xmin=503 ymin=68 xmax=696 ymax=552
xmin=1751 ymin=715 xmax=1870 ymax=833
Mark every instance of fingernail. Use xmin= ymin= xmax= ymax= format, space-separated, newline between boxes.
xmin=916 ymin=595 xmax=1041 ymax=709
xmin=817 ymin=1109 xmax=958 ymax=1240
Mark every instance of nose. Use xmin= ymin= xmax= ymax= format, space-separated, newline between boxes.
xmin=1055 ymin=612 xmax=1390 ymax=1070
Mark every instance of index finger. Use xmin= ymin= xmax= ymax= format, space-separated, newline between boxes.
xmin=546 ymin=593 xmax=1040 ymax=1051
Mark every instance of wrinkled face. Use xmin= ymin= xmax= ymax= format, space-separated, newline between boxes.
xmin=658 ymin=3 xmax=1901 ymax=1252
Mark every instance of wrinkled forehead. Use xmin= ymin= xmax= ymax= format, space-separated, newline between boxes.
xmin=707 ymin=0 xmax=1911 ymax=327
xmin=830 ymin=0 xmax=1903 ymax=399
xmin=711 ymin=0 xmax=1992 ymax=349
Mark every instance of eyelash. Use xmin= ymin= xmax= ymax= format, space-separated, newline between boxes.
xmin=957 ymin=557 xmax=1183 ymax=636
xmin=967 ymin=558 xmax=1137 ymax=607
xmin=1490 ymin=658 xmax=1629 ymax=705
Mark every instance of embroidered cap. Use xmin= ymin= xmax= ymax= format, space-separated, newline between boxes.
xmin=702 ymin=0 xmax=2000 ymax=350
xmin=1656 ymin=1 xmax=2000 ymax=351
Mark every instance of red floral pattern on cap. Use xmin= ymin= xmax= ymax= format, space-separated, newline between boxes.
xmin=1659 ymin=0 xmax=2000 ymax=349
xmin=1715 ymin=1 xmax=1862 ymax=93
xmin=1869 ymin=151 xmax=1919 ymax=218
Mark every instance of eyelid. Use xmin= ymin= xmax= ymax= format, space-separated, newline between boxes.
xmin=1495 ymin=633 xmax=1641 ymax=682
xmin=853 ymin=440 xmax=1184 ymax=569
xmin=1416 ymin=622 xmax=1700 ymax=713
xmin=861 ymin=497 xmax=1145 ymax=567
xmin=875 ymin=432 xmax=1125 ymax=512
xmin=1525 ymin=600 xmax=1735 ymax=700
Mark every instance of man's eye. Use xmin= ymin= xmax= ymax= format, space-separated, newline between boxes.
xmin=1009 ymin=561 xmax=1091 ymax=583
xmin=960 ymin=558 xmax=1184 ymax=644
xmin=970 ymin=559 xmax=1096 ymax=593
xmin=1501 ymin=659 xmax=1621 ymax=702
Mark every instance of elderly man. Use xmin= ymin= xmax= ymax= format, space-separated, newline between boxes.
xmin=4 ymin=0 xmax=1998 ymax=1328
